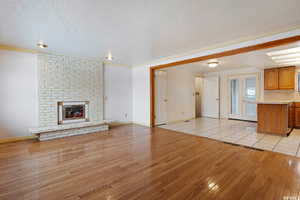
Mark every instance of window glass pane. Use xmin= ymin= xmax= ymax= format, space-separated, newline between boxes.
xmin=230 ymin=79 xmax=239 ymax=114
xmin=245 ymin=103 xmax=257 ymax=117
xmin=244 ymin=77 xmax=257 ymax=118
xmin=245 ymin=77 xmax=256 ymax=100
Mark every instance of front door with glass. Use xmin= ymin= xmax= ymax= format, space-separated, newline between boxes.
xmin=228 ymin=74 xmax=259 ymax=121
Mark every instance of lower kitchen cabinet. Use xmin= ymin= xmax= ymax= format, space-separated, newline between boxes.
xmin=295 ymin=107 xmax=300 ymax=128
xmin=289 ymin=103 xmax=295 ymax=128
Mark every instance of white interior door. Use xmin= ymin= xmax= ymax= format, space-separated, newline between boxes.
xmin=229 ymin=74 xmax=259 ymax=121
xmin=155 ymin=71 xmax=168 ymax=125
xmin=201 ymin=76 xmax=220 ymax=118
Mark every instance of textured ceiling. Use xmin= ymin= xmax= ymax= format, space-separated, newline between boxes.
xmin=0 ymin=0 xmax=300 ymax=66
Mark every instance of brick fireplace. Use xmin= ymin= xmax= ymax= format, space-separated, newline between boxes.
xmin=29 ymin=54 xmax=109 ymax=141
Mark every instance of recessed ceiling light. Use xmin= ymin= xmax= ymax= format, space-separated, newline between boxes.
xmin=105 ymin=52 xmax=113 ymax=61
xmin=37 ymin=42 xmax=48 ymax=49
xmin=267 ymin=46 xmax=300 ymax=57
xmin=207 ymin=59 xmax=219 ymax=68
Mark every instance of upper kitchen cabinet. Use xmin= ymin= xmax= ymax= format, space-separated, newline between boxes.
xmin=264 ymin=68 xmax=279 ymax=90
xmin=264 ymin=66 xmax=295 ymax=90
xmin=278 ymin=66 xmax=295 ymax=89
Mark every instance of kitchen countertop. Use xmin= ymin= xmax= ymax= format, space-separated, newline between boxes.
xmin=256 ymin=100 xmax=300 ymax=104
xmin=256 ymin=100 xmax=293 ymax=104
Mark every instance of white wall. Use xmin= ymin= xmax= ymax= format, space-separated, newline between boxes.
xmin=132 ymin=29 xmax=300 ymax=126
xmin=0 ymin=50 xmax=39 ymax=137
xmin=132 ymin=66 xmax=150 ymax=126
xmin=104 ymin=63 xmax=132 ymax=123
xmin=165 ymin=67 xmax=195 ymax=122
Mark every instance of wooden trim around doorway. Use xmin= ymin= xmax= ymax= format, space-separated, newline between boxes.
xmin=150 ymin=68 xmax=155 ymax=127
xmin=150 ymin=35 xmax=300 ymax=127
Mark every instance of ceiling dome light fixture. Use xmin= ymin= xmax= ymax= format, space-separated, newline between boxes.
xmin=37 ymin=42 xmax=48 ymax=49
xmin=208 ymin=60 xmax=219 ymax=68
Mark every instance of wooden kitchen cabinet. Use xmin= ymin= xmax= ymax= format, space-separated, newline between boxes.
xmin=295 ymin=106 xmax=300 ymax=128
xmin=264 ymin=66 xmax=295 ymax=90
xmin=279 ymin=66 xmax=295 ymax=90
xmin=289 ymin=103 xmax=295 ymax=128
xmin=257 ymin=102 xmax=295 ymax=135
xmin=257 ymin=103 xmax=290 ymax=135
xmin=264 ymin=68 xmax=279 ymax=90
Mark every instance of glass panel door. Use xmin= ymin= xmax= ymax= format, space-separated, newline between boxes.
xmin=243 ymin=77 xmax=257 ymax=120
xmin=228 ymin=74 xmax=258 ymax=121
xmin=230 ymin=79 xmax=239 ymax=115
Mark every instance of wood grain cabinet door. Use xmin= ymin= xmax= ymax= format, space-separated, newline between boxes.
xmin=295 ymin=108 xmax=300 ymax=127
xmin=289 ymin=104 xmax=295 ymax=128
xmin=279 ymin=66 xmax=295 ymax=90
xmin=264 ymin=68 xmax=279 ymax=90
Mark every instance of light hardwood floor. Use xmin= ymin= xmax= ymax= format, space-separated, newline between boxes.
xmin=0 ymin=124 xmax=300 ymax=200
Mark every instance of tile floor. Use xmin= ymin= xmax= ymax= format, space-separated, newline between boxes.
xmin=159 ymin=118 xmax=300 ymax=157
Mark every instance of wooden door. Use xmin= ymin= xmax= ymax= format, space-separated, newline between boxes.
xmin=278 ymin=66 xmax=295 ymax=90
xmin=295 ymin=108 xmax=300 ymax=127
xmin=264 ymin=68 xmax=278 ymax=90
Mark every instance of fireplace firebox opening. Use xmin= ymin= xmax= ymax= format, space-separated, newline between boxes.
xmin=58 ymin=101 xmax=89 ymax=124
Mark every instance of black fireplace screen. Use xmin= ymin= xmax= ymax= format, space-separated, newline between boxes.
xmin=62 ymin=105 xmax=85 ymax=120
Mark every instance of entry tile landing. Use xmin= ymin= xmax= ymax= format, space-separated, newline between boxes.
xmin=159 ymin=118 xmax=300 ymax=157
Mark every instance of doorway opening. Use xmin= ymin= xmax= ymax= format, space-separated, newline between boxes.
xmin=150 ymin=35 xmax=300 ymax=127
xmin=153 ymin=40 xmax=300 ymax=126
